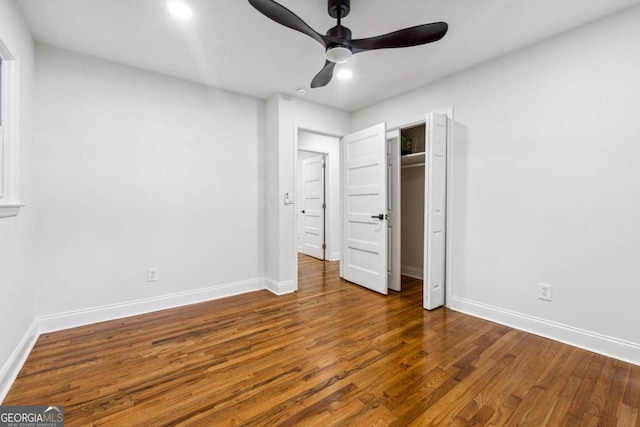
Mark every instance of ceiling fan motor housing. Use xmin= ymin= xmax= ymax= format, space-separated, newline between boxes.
xmin=325 ymin=24 xmax=353 ymax=62
xmin=328 ymin=0 xmax=350 ymax=19
xmin=326 ymin=24 xmax=352 ymax=43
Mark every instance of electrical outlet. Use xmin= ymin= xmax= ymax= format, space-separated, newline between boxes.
xmin=147 ymin=267 xmax=158 ymax=283
xmin=539 ymin=283 xmax=552 ymax=301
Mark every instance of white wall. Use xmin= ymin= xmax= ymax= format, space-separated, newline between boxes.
xmin=33 ymin=45 xmax=265 ymax=315
xmin=265 ymin=95 xmax=350 ymax=291
xmin=0 ymin=0 xmax=37 ymax=396
xmin=353 ymin=5 xmax=640 ymax=360
xmin=298 ymin=131 xmax=341 ymax=261
xmin=264 ymin=97 xmax=280 ymax=283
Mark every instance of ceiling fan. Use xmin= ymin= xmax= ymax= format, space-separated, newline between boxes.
xmin=248 ymin=0 xmax=448 ymax=88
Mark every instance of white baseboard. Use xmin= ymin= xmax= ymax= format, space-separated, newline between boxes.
xmin=265 ymin=279 xmax=296 ymax=295
xmin=401 ymin=265 xmax=423 ymax=280
xmin=38 ymin=278 xmax=265 ymax=334
xmin=0 ymin=319 xmax=39 ymax=403
xmin=449 ymin=296 xmax=640 ymax=366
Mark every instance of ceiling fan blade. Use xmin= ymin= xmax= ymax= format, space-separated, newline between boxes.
xmin=310 ymin=61 xmax=336 ymax=88
xmin=248 ymin=0 xmax=327 ymax=48
xmin=351 ymin=22 xmax=448 ymax=53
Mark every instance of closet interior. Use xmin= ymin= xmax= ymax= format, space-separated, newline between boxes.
xmin=399 ymin=124 xmax=426 ymax=288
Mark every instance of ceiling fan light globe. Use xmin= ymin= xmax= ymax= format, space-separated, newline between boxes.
xmin=326 ymin=46 xmax=352 ymax=63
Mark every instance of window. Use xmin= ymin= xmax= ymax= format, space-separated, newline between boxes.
xmin=0 ymin=37 xmax=22 ymax=218
xmin=1 ymin=56 xmax=5 ymax=197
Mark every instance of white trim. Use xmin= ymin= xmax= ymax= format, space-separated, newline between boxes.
xmin=38 ymin=278 xmax=265 ymax=333
xmin=0 ymin=38 xmax=22 ymax=214
xmin=330 ymin=251 xmax=340 ymax=262
xmin=265 ymin=278 xmax=296 ymax=295
xmin=444 ymin=108 xmax=455 ymax=308
xmin=0 ymin=319 xmax=39 ymax=403
xmin=450 ymin=296 xmax=640 ymax=366
xmin=401 ymin=265 xmax=424 ymax=280
xmin=385 ymin=110 xmax=452 ymax=132
xmin=387 ymin=116 xmax=426 ymax=132
xmin=0 ymin=203 xmax=24 ymax=218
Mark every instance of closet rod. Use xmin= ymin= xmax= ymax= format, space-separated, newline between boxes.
xmin=401 ymin=163 xmax=426 ymax=169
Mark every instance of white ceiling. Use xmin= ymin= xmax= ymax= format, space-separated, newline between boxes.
xmin=18 ymin=0 xmax=640 ymax=112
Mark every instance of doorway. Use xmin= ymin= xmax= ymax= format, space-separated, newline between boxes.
xmin=295 ymin=129 xmax=342 ymax=289
xmin=297 ymin=151 xmax=326 ymax=260
xmin=340 ymin=112 xmax=450 ymax=310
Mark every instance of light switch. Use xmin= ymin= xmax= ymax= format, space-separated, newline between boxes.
xmin=284 ymin=192 xmax=294 ymax=205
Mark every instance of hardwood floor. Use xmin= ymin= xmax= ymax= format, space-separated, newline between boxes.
xmin=5 ymin=254 xmax=640 ymax=426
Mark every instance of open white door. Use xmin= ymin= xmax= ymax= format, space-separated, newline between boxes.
xmin=342 ymin=123 xmax=388 ymax=295
xmin=301 ymin=154 xmax=325 ymax=260
xmin=386 ymin=131 xmax=401 ymax=292
xmin=424 ymin=113 xmax=448 ymax=309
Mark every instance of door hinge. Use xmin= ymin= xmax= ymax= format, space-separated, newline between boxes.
xmin=322 ymin=243 xmax=326 ymax=250
xmin=322 ymin=203 xmax=326 ymax=209
xmin=322 ymin=161 xmax=326 ymax=169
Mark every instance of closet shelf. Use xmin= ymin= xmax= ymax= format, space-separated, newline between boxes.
xmin=401 ymin=152 xmax=425 ymax=167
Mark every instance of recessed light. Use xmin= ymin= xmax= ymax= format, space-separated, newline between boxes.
xmin=336 ymin=69 xmax=353 ymax=80
xmin=167 ymin=1 xmax=193 ymax=20
xmin=296 ymin=87 xmax=307 ymax=95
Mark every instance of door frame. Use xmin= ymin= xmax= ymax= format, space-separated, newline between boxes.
xmin=292 ymin=122 xmax=345 ymax=292
xmin=387 ymin=107 xmax=455 ymax=307
xmin=297 ymin=151 xmax=327 ymax=260
xmin=386 ymin=130 xmax=402 ymax=292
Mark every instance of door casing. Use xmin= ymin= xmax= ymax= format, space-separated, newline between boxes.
xmin=385 ymin=108 xmax=454 ymax=307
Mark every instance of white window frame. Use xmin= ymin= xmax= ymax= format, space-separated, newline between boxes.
xmin=0 ymin=37 xmax=22 ymax=219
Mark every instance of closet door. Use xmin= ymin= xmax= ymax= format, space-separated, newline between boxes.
xmin=341 ymin=123 xmax=388 ymax=295
xmin=386 ymin=131 xmax=401 ymax=292
xmin=424 ymin=113 xmax=448 ymax=310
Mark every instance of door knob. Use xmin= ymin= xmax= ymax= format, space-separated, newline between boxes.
xmin=371 ymin=214 xmax=385 ymax=220
xmin=301 ymin=210 xmax=306 ymax=214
